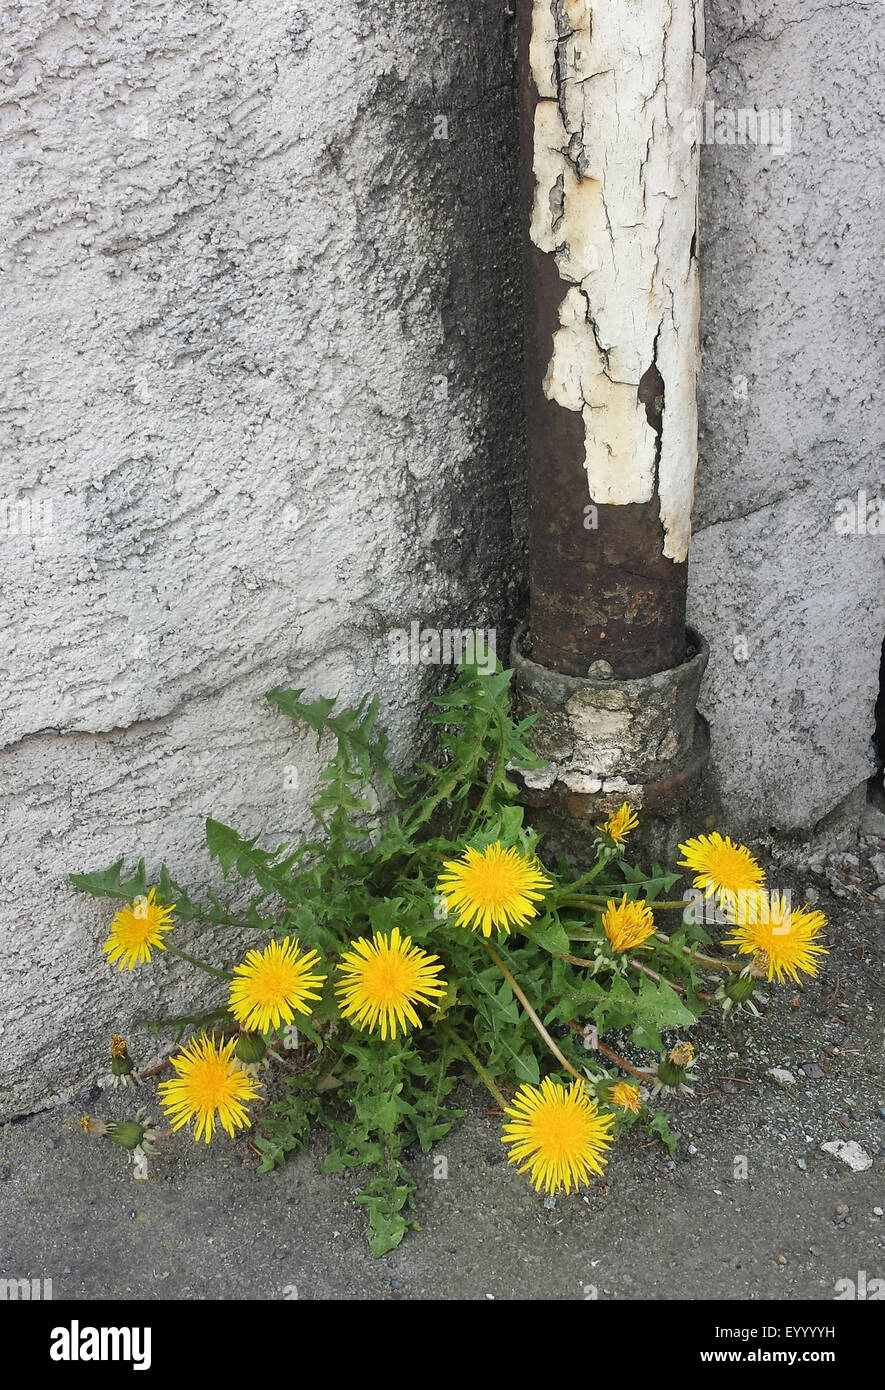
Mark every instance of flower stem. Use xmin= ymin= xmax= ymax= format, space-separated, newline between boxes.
xmin=627 ymin=956 xmax=687 ymax=994
xmin=558 ymin=947 xmax=599 ymax=968
xmin=637 ymin=899 xmax=693 ymax=911
xmin=558 ymin=857 xmax=608 ymax=897
xmin=628 ymin=957 xmax=716 ymax=1003
xmin=441 ymin=1026 xmax=508 ymax=1110
xmin=561 ymin=893 xmax=694 ymax=912
xmin=525 ymin=930 xmax=713 ymax=1003
xmin=483 ymin=941 xmax=585 ymax=1084
xmin=567 ymin=1023 xmax=655 ymax=1084
xmin=464 ymin=709 xmax=507 ymax=836
xmin=164 ymin=944 xmax=234 ymax=980
xmin=654 ymin=933 xmax=738 ymax=973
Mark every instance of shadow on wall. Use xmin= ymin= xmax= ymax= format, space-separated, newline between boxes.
xmin=323 ymin=2 xmax=528 ymax=639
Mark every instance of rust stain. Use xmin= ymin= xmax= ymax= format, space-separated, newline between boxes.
xmin=516 ymin=0 xmax=691 ymax=679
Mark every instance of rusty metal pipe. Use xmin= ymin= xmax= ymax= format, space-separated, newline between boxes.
xmin=516 ymin=0 xmax=704 ymax=679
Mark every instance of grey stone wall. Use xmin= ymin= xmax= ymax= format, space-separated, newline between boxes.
xmin=1 ymin=1 xmax=881 ymax=1115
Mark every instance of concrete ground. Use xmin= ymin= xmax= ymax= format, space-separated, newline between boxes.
xmin=2 ymin=850 xmax=883 ymax=1301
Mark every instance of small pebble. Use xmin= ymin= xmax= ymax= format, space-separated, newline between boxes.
xmin=822 ymin=1140 xmax=873 ymax=1173
xmin=796 ymin=1158 xmax=807 ymax=1171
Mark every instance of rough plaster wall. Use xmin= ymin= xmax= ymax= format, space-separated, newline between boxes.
xmin=688 ymin=0 xmax=885 ymax=833
xmin=0 ymin=0 xmax=526 ymax=1116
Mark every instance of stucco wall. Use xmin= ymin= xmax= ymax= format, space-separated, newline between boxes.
xmin=1 ymin=0 xmax=882 ymax=1115
xmin=0 ymin=0 xmax=527 ymax=1115
xmin=690 ymin=0 xmax=884 ymax=832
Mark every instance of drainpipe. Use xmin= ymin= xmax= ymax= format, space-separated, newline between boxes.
xmin=512 ymin=0 xmax=711 ymax=859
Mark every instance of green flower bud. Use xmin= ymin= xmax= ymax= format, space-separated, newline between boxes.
xmin=235 ymin=1031 xmax=267 ymax=1065
xmin=725 ymin=972 xmax=758 ymax=1004
xmin=656 ymin=1041 xmax=696 ymax=1090
xmin=657 ymin=1057 xmax=687 ymax=1088
xmin=107 ymin=1121 xmax=146 ymax=1151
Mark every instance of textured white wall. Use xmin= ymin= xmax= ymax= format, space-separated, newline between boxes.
xmin=0 ymin=0 xmax=526 ymax=1114
xmin=1 ymin=0 xmax=882 ymax=1115
xmin=689 ymin=0 xmax=884 ymax=831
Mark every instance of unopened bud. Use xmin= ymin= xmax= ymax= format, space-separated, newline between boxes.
xmin=725 ymin=972 xmax=758 ymax=1004
xmin=235 ymin=1032 xmax=267 ymax=1065
xmin=107 ymin=1121 xmax=147 ymax=1151
xmin=657 ymin=1041 xmax=696 ymax=1088
xmin=108 ymin=1034 xmax=138 ymax=1086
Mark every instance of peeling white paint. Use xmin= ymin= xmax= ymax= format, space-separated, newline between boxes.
xmin=528 ymin=0 xmax=705 ymax=560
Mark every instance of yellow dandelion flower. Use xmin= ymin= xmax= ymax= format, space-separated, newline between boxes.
xmin=502 ymin=1077 xmax=615 ymax=1195
xmin=436 ymin=842 xmax=552 ymax=937
xmin=608 ymin=1081 xmax=642 ymax=1114
xmin=158 ymin=1035 xmax=260 ymax=1143
xmin=229 ymin=937 xmax=325 ymax=1033
xmin=602 ymin=894 xmax=656 ymax=953
xmin=678 ymin=832 xmax=765 ymax=907
xmin=110 ymin=1034 xmax=128 ymax=1058
xmin=103 ymin=887 xmax=176 ymax=970
xmin=722 ymin=890 xmax=827 ymax=985
xmin=599 ymin=802 xmax=639 ymax=846
xmin=335 ymin=927 xmax=446 ymax=1041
